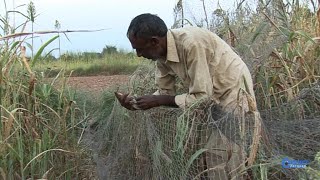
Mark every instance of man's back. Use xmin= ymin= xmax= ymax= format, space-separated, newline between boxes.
xmin=156 ymin=26 xmax=255 ymax=111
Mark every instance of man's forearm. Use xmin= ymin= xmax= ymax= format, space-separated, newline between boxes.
xmin=156 ymin=95 xmax=179 ymax=108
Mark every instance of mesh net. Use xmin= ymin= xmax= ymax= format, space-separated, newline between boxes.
xmin=86 ymin=65 xmax=320 ymax=179
xmin=87 ymin=66 xmax=242 ymax=179
xmin=85 ymin=1 xmax=320 ymax=178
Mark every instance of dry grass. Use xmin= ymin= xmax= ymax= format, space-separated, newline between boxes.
xmin=0 ymin=1 xmax=98 ymax=179
xmin=90 ymin=1 xmax=320 ymax=179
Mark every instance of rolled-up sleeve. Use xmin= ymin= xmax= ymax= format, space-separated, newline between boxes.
xmin=155 ymin=61 xmax=176 ymax=96
xmin=174 ymin=43 xmax=213 ymax=108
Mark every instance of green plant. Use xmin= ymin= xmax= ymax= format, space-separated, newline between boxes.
xmin=0 ymin=1 xmax=96 ymax=179
xmin=34 ymin=52 xmax=145 ymax=77
xmin=27 ymin=1 xmax=37 ymax=58
xmin=54 ymin=20 xmax=61 ymax=57
xmin=306 ymin=152 xmax=320 ymax=179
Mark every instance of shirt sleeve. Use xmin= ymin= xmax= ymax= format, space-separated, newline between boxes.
xmin=154 ymin=60 xmax=176 ymax=96
xmin=174 ymin=43 xmax=213 ymax=108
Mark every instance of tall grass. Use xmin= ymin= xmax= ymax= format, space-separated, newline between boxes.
xmin=230 ymin=1 xmax=320 ymax=111
xmin=208 ymin=0 xmax=320 ymax=178
xmin=174 ymin=1 xmax=319 ymax=110
xmin=258 ymin=19 xmax=318 ymax=108
xmin=0 ymin=1 xmax=97 ymax=179
xmin=166 ymin=0 xmax=320 ymax=179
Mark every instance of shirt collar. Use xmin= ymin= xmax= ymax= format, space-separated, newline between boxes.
xmin=166 ymin=30 xmax=180 ymax=63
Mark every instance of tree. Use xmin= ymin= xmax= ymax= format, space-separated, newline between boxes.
xmin=102 ymin=45 xmax=118 ymax=56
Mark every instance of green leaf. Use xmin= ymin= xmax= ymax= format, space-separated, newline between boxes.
xmin=251 ymin=22 xmax=267 ymax=44
xmin=294 ymin=30 xmax=315 ymax=43
xmin=9 ymin=41 xmax=21 ymax=52
xmin=7 ymin=10 xmax=29 ymax=20
xmin=31 ymin=35 xmax=58 ymax=67
xmin=278 ymin=26 xmax=291 ymax=37
xmin=43 ymin=48 xmax=58 ymax=60
xmin=185 ymin=148 xmax=207 ymax=173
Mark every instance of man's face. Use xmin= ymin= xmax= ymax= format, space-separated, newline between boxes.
xmin=129 ymin=34 xmax=164 ymax=61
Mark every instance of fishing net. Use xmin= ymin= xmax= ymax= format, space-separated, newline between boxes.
xmin=85 ymin=64 xmax=320 ymax=180
xmin=88 ymin=65 xmax=255 ymax=179
xmin=85 ymin=1 xmax=320 ymax=179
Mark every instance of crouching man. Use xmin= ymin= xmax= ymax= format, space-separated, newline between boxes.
xmin=116 ymin=13 xmax=257 ymax=180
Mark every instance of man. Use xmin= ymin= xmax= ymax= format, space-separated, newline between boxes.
xmin=116 ymin=13 xmax=257 ymax=179
xmin=116 ymin=13 xmax=255 ymax=112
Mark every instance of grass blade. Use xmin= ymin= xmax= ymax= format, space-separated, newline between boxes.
xmin=31 ymin=35 xmax=58 ymax=67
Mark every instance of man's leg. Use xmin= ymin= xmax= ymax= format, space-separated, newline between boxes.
xmin=205 ymin=129 xmax=246 ymax=180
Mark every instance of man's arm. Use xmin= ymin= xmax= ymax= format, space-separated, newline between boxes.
xmin=134 ymin=44 xmax=214 ymax=110
xmin=116 ymin=60 xmax=177 ymax=111
xmin=135 ymin=95 xmax=178 ymax=110
xmin=116 ymin=45 xmax=213 ymax=110
xmin=174 ymin=43 xmax=213 ymax=108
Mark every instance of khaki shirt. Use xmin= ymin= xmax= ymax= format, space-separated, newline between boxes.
xmin=154 ymin=27 xmax=255 ymax=111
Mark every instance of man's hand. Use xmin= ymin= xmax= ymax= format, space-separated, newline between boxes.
xmin=136 ymin=95 xmax=178 ymax=110
xmin=114 ymin=92 xmax=136 ymax=110
xmin=115 ymin=93 xmax=178 ymax=110
xmin=135 ymin=95 xmax=160 ymax=110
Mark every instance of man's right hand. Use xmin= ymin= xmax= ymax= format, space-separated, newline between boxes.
xmin=114 ymin=92 xmax=136 ymax=110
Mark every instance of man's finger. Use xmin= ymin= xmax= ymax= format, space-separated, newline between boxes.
xmin=120 ymin=93 xmax=129 ymax=103
xmin=135 ymin=96 xmax=146 ymax=101
xmin=136 ymin=100 xmax=144 ymax=105
xmin=135 ymin=96 xmax=146 ymax=103
xmin=125 ymin=96 xmax=134 ymax=104
xmin=114 ymin=92 xmax=122 ymax=101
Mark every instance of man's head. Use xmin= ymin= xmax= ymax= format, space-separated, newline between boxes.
xmin=127 ymin=13 xmax=167 ymax=60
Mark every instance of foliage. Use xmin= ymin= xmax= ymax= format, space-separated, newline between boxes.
xmin=0 ymin=1 xmax=97 ymax=179
xmin=306 ymin=152 xmax=320 ymax=179
xmin=152 ymin=0 xmax=320 ymax=179
xmin=34 ymin=52 xmax=145 ymax=77
xmin=101 ymin=45 xmax=118 ymax=56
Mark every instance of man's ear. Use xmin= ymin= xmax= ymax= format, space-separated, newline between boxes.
xmin=150 ymin=37 xmax=160 ymax=45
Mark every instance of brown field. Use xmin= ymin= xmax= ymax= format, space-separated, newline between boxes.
xmin=65 ymin=75 xmax=129 ymax=95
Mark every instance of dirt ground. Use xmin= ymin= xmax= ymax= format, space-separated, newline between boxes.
xmin=65 ymin=75 xmax=130 ymax=96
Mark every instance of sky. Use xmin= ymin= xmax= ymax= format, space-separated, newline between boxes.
xmin=0 ymin=0 xmax=238 ymax=56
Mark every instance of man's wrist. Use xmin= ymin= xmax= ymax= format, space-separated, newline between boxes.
xmin=155 ymin=95 xmax=178 ymax=108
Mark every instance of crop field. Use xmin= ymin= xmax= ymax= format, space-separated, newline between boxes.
xmin=0 ymin=0 xmax=319 ymax=179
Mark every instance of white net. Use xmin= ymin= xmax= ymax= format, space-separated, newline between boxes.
xmin=89 ymin=65 xmax=264 ymax=180
xmin=87 ymin=65 xmax=320 ymax=179
xmin=85 ymin=1 xmax=320 ymax=179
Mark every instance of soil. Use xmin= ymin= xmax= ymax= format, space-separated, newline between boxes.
xmin=65 ymin=75 xmax=129 ymax=96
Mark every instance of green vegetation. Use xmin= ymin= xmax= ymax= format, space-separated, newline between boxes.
xmin=0 ymin=1 xmax=139 ymax=178
xmin=1 ymin=0 xmax=319 ymax=179
xmin=0 ymin=49 xmax=97 ymax=178
xmin=202 ymin=1 xmax=320 ymax=178
xmin=93 ymin=0 xmax=320 ymax=179
xmin=34 ymin=51 xmax=144 ymax=77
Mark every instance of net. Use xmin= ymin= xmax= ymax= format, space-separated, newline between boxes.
xmin=86 ymin=1 xmax=320 ymax=178
xmin=87 ymin=65 xmax=320 ymax=179
xmin=89 ymin=65 xmax=258 ymax=179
